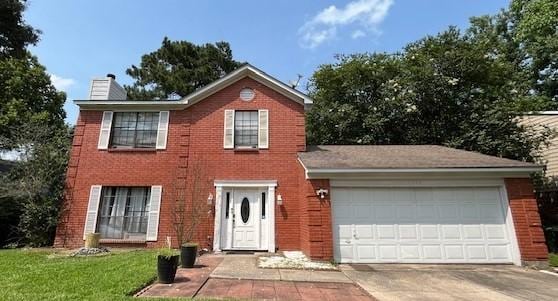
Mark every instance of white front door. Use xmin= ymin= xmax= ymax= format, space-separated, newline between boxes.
xmin=332 ymin=187 xmax=514 ymax=264
xmin=229 ymin=189 xmax=261 ymax=249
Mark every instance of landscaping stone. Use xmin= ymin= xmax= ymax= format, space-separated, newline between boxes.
xmin=259 ymin=251 xmax=336 ymax=270
xmin=70 ymin=247 xmax=110 ymax=257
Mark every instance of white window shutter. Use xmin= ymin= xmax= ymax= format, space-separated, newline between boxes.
xmin=98 ymin=111 xmax=113 ymax=149
xmin=156 ymin=111 xmax=170 ymax=150
xmin=258 ymin=110 xmax=269 ymax=149
xmin=146 ymin=185 xmax=162 ymax=241
xmin=83 ymin=185 xmax=102 ymax=239
xmin=224 ymin=110 xmax=235 ymax=149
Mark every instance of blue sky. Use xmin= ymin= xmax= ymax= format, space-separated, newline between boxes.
xmin=25 ymin=0 xmax=509 ymax=124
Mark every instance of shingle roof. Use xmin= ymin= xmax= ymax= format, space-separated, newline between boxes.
xmin=298 ymin=145 xmax=541 ymax=170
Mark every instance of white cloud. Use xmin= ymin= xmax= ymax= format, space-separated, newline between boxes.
xmin=351 ymin=30 xmax=366 ymax=39
xmin=299 ymin=0 xmax=394 ymax=48
xmin=50 ymin=74 xmax=76 ymax=91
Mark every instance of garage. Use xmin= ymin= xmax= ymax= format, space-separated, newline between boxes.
xmin=298 ymin=145 xmax=544 ymax=265
xmin=331 ymin=186 xmax=514 ymax=263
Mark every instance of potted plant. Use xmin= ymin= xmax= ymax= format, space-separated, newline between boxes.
xmin=172 ymin=161 xmax=211 ymax=268
xmin=157 ymin=238 xmax=179 ymax=284
xmin=180 ymin=242 xmax=199 ymax=268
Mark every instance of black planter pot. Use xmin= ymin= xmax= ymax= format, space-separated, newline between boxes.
xmin=180 ymin=244 xmax=198 ymax=268
xmin=157 ymin=255 xmax=179 ymax=284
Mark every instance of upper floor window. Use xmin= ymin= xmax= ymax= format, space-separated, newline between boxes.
xmin=234 ymin=111 xmax=259 ymax=148
xmin=110 ymin=112 xmax=159 ymax=148
xmin=96 ymin=186 xmax=151 ymax=240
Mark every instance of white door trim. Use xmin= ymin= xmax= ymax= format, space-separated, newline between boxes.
xmin=213 ymin=180 xmax=276 ymax=252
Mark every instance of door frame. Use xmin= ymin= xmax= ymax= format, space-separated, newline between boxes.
xmin=330 ymin=178 xmax=522 ymax=266
xmin=213 ymin=180 xmax=276 ymax=252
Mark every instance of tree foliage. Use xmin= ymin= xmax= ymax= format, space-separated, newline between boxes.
xmin=125 ymin=37 xmax=242 ymax=99
xmin=0 ymin=53 xmax=66 ymax=149
xmin=0 ymin=1 xmax=69 ymax=247
xmin=0 ymin=0 xmax=40 ymax=59
xmin=307 ymin=0 xmax=556 ymax=161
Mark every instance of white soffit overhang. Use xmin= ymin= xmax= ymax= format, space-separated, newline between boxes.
xmin=297 ymin=159 xmax=543 ymax=180
xmin=74 ymin=64 xmax=313 ymax=110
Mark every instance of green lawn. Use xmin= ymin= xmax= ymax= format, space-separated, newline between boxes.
xmin=550 ymin=253 xmax=558 ymax=267
xmin=0 ymin=249 xmax=183 ymax=301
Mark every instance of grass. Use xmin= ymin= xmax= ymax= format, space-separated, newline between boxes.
xmin=0 ymin=248 xmax=190 ymax=301
xmin=550 ymin=253 xmax=558 ymax=267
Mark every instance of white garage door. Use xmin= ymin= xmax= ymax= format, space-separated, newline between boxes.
xmin=332 ymin=187 xmax=514 ymax=263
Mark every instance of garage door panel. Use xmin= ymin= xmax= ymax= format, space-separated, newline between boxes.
xmin=377 ymin=225 xmax=396 ymax=239
xmin=420 ymin=225 xmax=440 ymax=239
xmin=489 ymin=245 xmax=511 ymax=260
xmin=332 ymin=186 xmax=513 ymax=264
xmin=378 ymin=245 xmax=398 ymax=260
xmin=466 ymin=245 xmax=488 ymax=260
xmin=399 ymin=225 xmax=418 ymax=240
xmin=444 ymin=245 xmax=465 ymax=260
xmin=422 ymin=245 xmax=443 ymax=259
xmin=400 ymin=245 xmax=420 ymax=259
xmin=463 ymin=225 xmax=483 ymax=239
xmin=441 ymin=225 xmax=461 ymax=239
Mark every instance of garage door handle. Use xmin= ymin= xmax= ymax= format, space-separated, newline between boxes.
xmin=345 ymin=240 xmax=351 ymax=243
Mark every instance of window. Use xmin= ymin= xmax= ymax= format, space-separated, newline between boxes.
xmin=261 ymin=192 xmax=266 ymax=219
xmin=96 ymin=187 xmax=150 ymax=239
xmin=234 ymin=111 xmax=258 ymax=148
xmin=225 ymin=192 xmax=230 ymax=219
xmin=110 ymin=112 xmax=159 ymax=148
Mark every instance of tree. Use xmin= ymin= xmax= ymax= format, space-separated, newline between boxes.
xmin=172 ymin=160 xmax=211 ymax=247
xmin=0 ymin=0 xmax=69 ymax=247
xmin=125 ymin=37 xmax=242 ymax=99
xmin=0 ymin=53 xmax=66 ymax=149
xmin=307 ymin=27 xmax=550 ymax=161
xmin=0 ymin=122 xmax=71 ymax=246
xmin=0 ymin=0 xmax=40 ymax=59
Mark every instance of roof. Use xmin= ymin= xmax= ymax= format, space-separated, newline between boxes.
xmin=74 ymin=64 xmax=313 ymax=110
xmin=298 ymin=145 xmax=542 ymax=172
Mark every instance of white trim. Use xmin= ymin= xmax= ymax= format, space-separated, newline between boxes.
xmin=74 ymin=64 xmax=313 ymax=110
xmin=212 ymin=180 xmax=277 ymax=252
xmin=524 ymin=111 xmax=558 ymax=115
xmin=214 ymin=180 xmax=277 ymax=187
xmin=499 ymin=185 xmax=522 ymax=266
xmin=306 ymin=167 xmax=542 ymax=174
xmin=213 ymin=186 xmax=223 ymax=252
xmin=330 ymin=179 xmax=506 ymax=188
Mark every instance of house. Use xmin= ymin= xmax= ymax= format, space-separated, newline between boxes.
xmin=521 ymin=112 xmax=558 ymax=177
xmin=55 ymin=64 xmax=548 ymax=266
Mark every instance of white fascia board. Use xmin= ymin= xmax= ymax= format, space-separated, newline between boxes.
xmin=523 ymin=111 xmax=558 ymax=115
xmin=304 ymin=167 xmax=542 ymax=179
xmin=182 ymin=64 xmax=312 ymax=106
xmin=74 ymin=100 xmax=186 ymax=110
xmin=214 ymin=180 xmax=278 ymax=187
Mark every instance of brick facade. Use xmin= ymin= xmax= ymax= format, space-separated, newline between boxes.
xmin=505 ymin=178 xmax=549 ymax=264
xmin=55 ymin=77 xmax=306 ymax=250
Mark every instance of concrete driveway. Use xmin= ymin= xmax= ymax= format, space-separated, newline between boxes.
xmin=340 ymin=264 xmax=558 ymax=301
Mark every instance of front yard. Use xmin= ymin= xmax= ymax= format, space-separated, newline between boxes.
xmin=0 ymin=249 xmax=178 ymax=301
xmin=550 ymin=253 xmax=558 ymax=267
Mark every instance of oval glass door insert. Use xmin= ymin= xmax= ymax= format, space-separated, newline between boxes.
xmin=241 ymin=197 xmax=250 ymax=223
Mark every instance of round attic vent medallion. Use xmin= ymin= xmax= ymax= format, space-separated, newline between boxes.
xmin=240 ymin=88 xmax=255 ymax=101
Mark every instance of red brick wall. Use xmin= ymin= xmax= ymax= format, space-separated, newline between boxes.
xmin=298 ymin=165 xmax=333 ymax=260
xmin=55 ymin=77 xmax=306 ymax=250
xmin=505 ymin=178 xmax=548 ymax=262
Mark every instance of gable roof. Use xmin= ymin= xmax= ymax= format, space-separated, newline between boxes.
xmin=74 ymin=64 xmax=313 ymax=110
xmin=298 ymin=145 xmax=542 ymax=178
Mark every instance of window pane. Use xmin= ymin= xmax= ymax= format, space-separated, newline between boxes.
xmin=110 ymin=112 xmax=159 ymax=148
xmin=96 ymin=186 xmax=150 ymax=239
xmin=234 ymin=111 xmax=258 ymax=148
